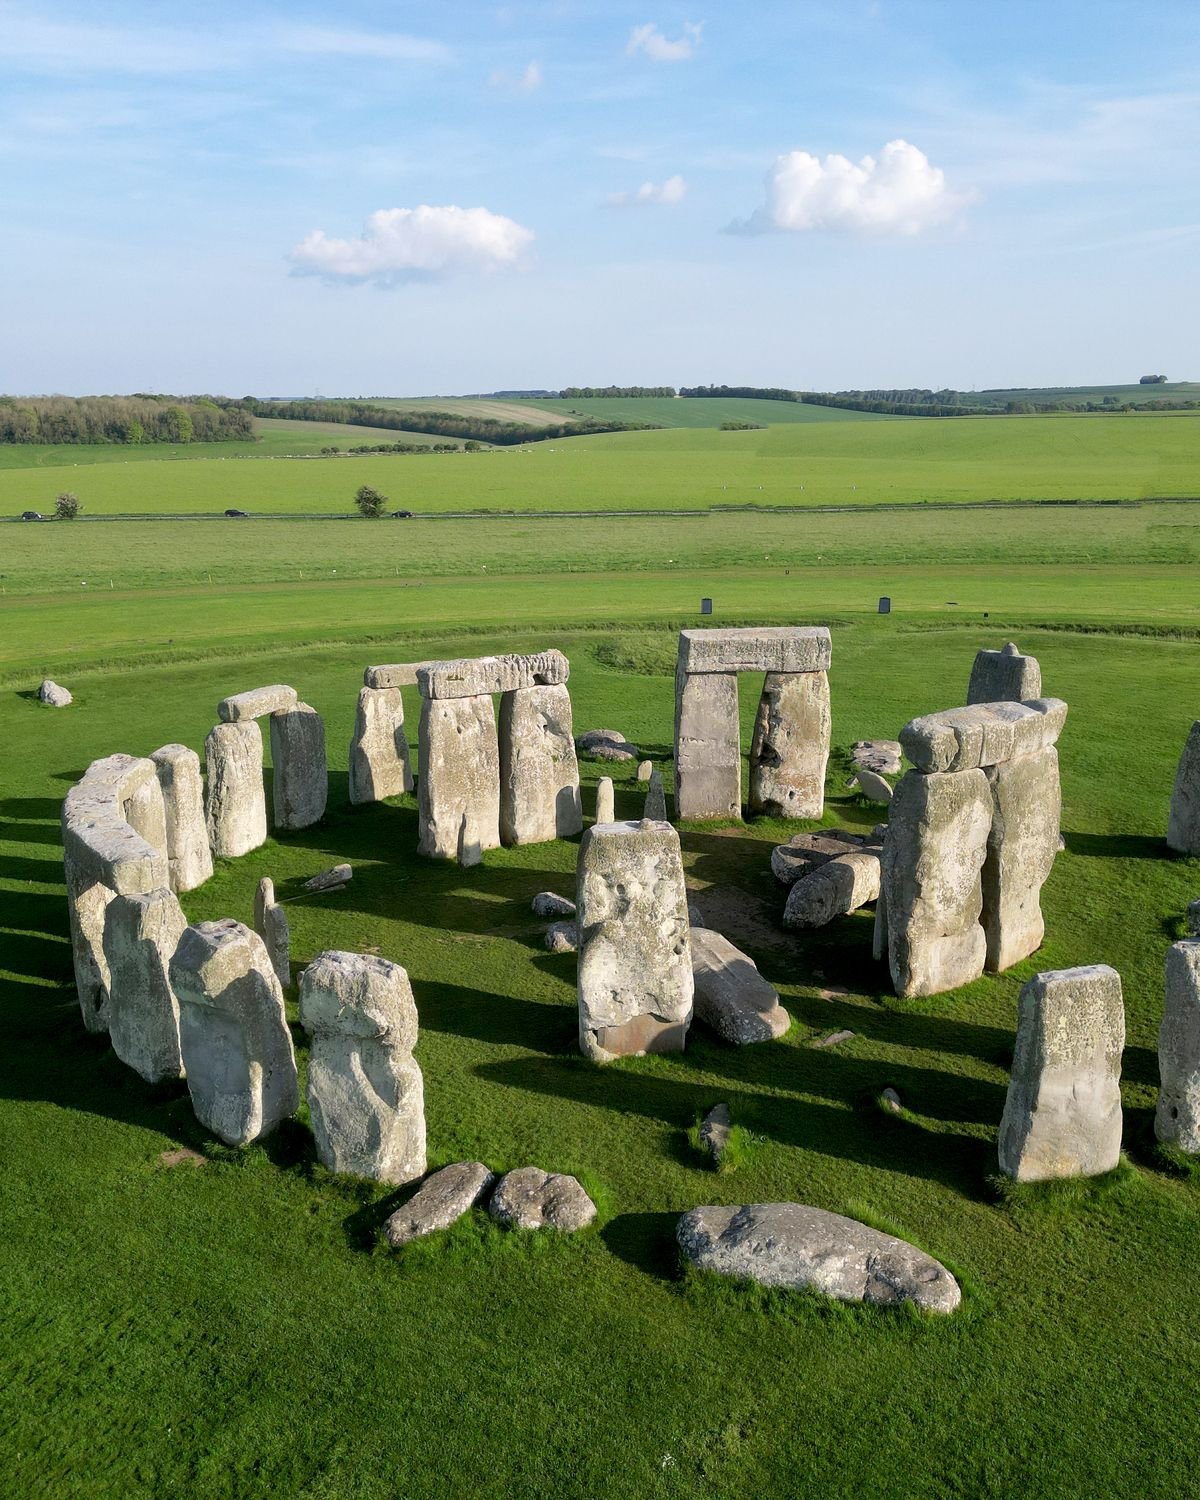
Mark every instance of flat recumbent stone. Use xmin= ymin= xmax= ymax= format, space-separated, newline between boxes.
xmin=899 ymin=698 xmax=1067 ymax=774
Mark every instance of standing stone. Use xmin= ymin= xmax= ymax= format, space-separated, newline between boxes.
xmin=644 ymin=768 xmax=667 ymax=821
xmin=64 ymin=855 xmax=114 ymax=1033
xmin=123 ymin=776 xmax=168 ymax=862
xmin=205 ymin=721 xmax=267 ymax=858
xmin=152 ymin=744 xmax=213 ymax=892
xmin=882 ymin=768 xmax=992 ymax=998
xmin=170 ymin=919 xmax=299 ymax=1146
xmin=1168 ymin=721 xmax=1200 ymax=855
xmin=299 ymin=951 xmax=426 ymax=1185
xmin=1156 ymin=941 xmax=1200 ymax=1152
xmin=982 ymin=746 xmax=1060 ymax=972
xmin=998 ymin=964 xmax=1125 ymax=1181
xmin=675 ymin=668 xmax=740 ymax=820
xmin=254 ymin=876 xmax=290 ymax=991
xmin=576 ymin=819 xmax=693 ymax=1061
xmin=270 ymin=701 xmax=327 ymax=830
xmin=595 ymin=777 xmax=615 ymax=823
xmin=967 ymin=642 xmax=1042 ymax=705
xmin=418 ymin=694 xmax=500 ymax=862
xmin=749 ymin=671 xmax=831 ymax=819
xmin=102 ymin=888 xmax=188 ymax=1083
xmin=498 ymin=683 xmax=582 ymax=845
xmin=349 ymin=686 xmax=413 ymax=805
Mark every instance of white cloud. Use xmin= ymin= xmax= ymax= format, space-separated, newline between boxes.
xmin=489 ymin=59 xmax=543 ymax=92
xmin=626 ymin=22 xmax=703 ymax=62
xmin=289 ymin=205 xmax=535 ymax=286
xmin=607 ymin=174 xmax=687 ymax=206
xmin=731 ymin=139 xmax=968 ymax=236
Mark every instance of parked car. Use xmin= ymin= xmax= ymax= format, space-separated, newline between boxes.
xmin=224 ymin=508 xmax=249 ymax=518
xmin=20 ymin=510 xmax=42 ymax=521
xmin=390 ymin=509 xmax=414 ymax=519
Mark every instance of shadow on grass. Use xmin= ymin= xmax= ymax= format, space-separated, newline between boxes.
xmin=1064 ymin=831 xmax=1173 ymax=861
xmin=601 ymin=1211 xmax=682 ymax=1280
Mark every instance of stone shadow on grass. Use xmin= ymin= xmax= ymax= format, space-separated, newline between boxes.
xmin=0 ymin=795 xmax=63 ymax=822
xmin=601 ymin=1211 xmax=682 ymax=1281
xmin=416 ymin=980 xmax=576 ymax=1055
xmin=1064 ymin=831 xmax=1172 ymax=862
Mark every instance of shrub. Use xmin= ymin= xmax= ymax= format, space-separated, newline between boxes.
xmin=354 ymin=485 xmax=388 ymax=518
xmin=54 ymin=492 xmax=81 ymax=520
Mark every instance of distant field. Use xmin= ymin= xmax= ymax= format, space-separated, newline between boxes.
xmin=975 ymin=381 xmax=1200 ymax=408
xmin=0 ymin=411 xmax=1193 ymax=518
xmin=507 ymin=396 xmax=892 ymax=427
xmin=356 ymin=396 xmax=569 ymax=425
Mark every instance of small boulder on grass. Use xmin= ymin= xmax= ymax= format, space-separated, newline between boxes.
xmin=698 ymin=1104 xmax=731 ymax=1168
xmin=544 ymin=921 xmax=577 ymax=953
xmin=384 ymin=1161 xmax=495 ymax=1247
xmin=304 ymin=863 xmax=352 ymax=892
xmin=38 ymin=679 xmax=72 ymax=707
xmin=532 ymin=891 xmax=575 ymax=919
xmin=488 ymin=1167 xmax=596 ymax=1231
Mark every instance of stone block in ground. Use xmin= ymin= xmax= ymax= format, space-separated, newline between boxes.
xmin=674 ymin=668 xmax=740 ymax=820
xmin=676 ymin=1202 xmax=960 ymax=1313
xmin=771 ymin=829 xmax=870 ymax=886
xmin=749 ymin=670 xmax=830 ymax=819
xmin=690 ymin=928 xmax=789 ymax=1044
xmin=383 ymin=1162 xmax=496 ymax=1247
xmin=488 ymin=1167 xmax=596 ymax=1230
xmin=349 ymin=686 xmax=412 ymax=804
xmin=594 ymin=777 xmax=615 ymax=822
xmin=102 ymin=887 xmax=188 ymax=1084
xmin=1156 ymin=940 xmax=1200 ymax=1152
xmin=1168 ymin=720 xmax=1200 ymax=855
xmin=498 ymin=683 xmax=582 ymax=845
xmin=544 ymin=921 xmax=578 ymax=953
xmin=967 ymin=642 xmax=1042 ymax=706
xmin=852 ymin=740 xmax=902 ymax=776
xmin=38 ymin=679 xmax=71 ymax=706
xmin=254 ymin=876 xmax=290 ymax=990
xmin=152 ymin=743 xmax=213 ymax=892
xmin=783 ymin=849 xmax=880 ymax=930
xmin=204 ymin=721 xmax=267 ymax=859
xmin=305 ymin=863 xmax=352 ymax=892
xmin=576 ymin=729 xmax=637 ymax=762
xmin=418 ymin=694 xmax=501 ymax=862
xmin=698 ymin=1103 xmax=731 ymax=1167
xmin=982 ymin=746 xmax=1060 ymax=972
xmin=270 ymin=701 xmax=327 ymax=830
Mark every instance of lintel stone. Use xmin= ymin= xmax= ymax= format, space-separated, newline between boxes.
xmin=217 ymin=684 xmax=298 ymax=722
xmin=899 ymin=697 xmax=1067 ymax=773
xmin=418 ymin=650 xmax=569 ymax=700
xmin=678 ymin=626 xmax=831 ymax=676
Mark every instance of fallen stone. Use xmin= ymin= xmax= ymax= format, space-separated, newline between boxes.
xmin=852 ymin=740 xmax=902 ymax=776
xmin=349 ymin=686 xmax=413 ymax=805
xmin=848 ymin=769 xmax=894 ymax=805
xmin=678 ymin=626 xmax=832 ymax=676
xmin=998 ymin=964 xmax=1124 ymax=1181
xmin=880 ymin=1087 xmax=902 ymax=1113
xmin=532 ymin=891 xmax=575 ymax=918
xmin=204 ymin=721 xmax=267 ymax=859
xmin=544 ymin=920 xmax=577 ymax=953
xmin=38 ymin=679 xmax=71 ymax=707
xmin=254 ymin=876 xmax=290 ymax=990
xmin=783 ymin=850 xmax=880 ymax=930
xmin=270 ymin=701 xmax=327 ymax=830
xmin=418 ymin=693 xmax=501 ymax=863
xmin=304 ymin=863 xmax=352 ymax=892
xmin=102 ymin=888 xmax=188 ymax=1084
xmin=1168 ymin=721 xmax=1200 ymax=855
xmin=687 ymin=902 xmax=706 ymax=927
xmin=637 ymin=760 xmax=653 ymax=782
xmin=813 ymin=1029 xmax=855 ymax=1048
xmin=900 ymin=698 xmax=1068 ymax=774
xmin=771 ymin=829 xmax=869 ymax=886
xmin=299 ymin=951 xmax=426 ymax=1185
xmin=690 ymin=928 xmax=790 ymax=1044
xmin=674 ymin=668 xmax=740 ymax=820
xmin=749 ymin=670 xmax=830 ymax=819
xmin=498 ymin=683 xmax=582 ymax=844
xmin=595 ymin=777 xmax=615 ymax=822
xmin=698 ymin=1103 xmax=731 ymax=1167
xmin=170 ymin=919 xmax=299 ymax=1147
xmin=1156 ymin=941 xmax=1200 ymax=1152
xmin=576 ymin=819 xmax=693 ymax=1062
xmin=644 ymin=767 xmax=668 ymax=820
xmin=488 ymin=1167 xmax=596 ymax=1231
xmin=418 ymin=650 xmax=569 ymax=700
xmin=676 ymin=1202 xmax=960 ymax=1313
xmin=967 ymin=642 xmax=1042 ymax=706
xmin=577 ymin=729 xmax=638 ymax=762
xmin=383 ymin=1162 xmax=496 ymax=1247
xmin=151 ymin=744 xmax=213 ymax=893
xmin=218 ymin=684 xmax=297 ymax=723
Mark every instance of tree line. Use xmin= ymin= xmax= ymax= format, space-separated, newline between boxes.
xmin=560 ymin=386 xmax=676 ymax=398
xmin=224 ymin=398 xmax=652 ymax=446
xmin=0 ymin=395 xmax=252 ymax=445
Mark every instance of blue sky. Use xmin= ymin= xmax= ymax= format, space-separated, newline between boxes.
xmin=2 ymin=1 xmax=1197 ymax=394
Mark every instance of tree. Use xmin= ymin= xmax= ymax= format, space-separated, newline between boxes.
xmin=55 ymin=492 xmax=81 ymax=520
xmin=354 ymin=485 xmax=388 ymax=518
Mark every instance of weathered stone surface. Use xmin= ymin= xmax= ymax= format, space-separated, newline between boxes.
xmin=998 ymin=964 xmax=1124 ymax=1181
xmin=852 ymin=740 xmax=902 ymax=776
xmin=644 ymin=768 xmax=668 ymax=821
xmin=576 ymin=819 xmax=693 ymax=1062
xmin=982 ymin=747 xmax=1060 ymax=972
xmin=676 ymin=1203 xmax=961 ymax=1313
xmin=304 ymin=863 xmax=352 ymax=891
xmin=38 ymin=678 xmax=71 ymax=706
xmin=364 ymin=661 xmax=437 ymax=690
xmin=679 ymin=626 xmax=832 ymax=676
xmin=637 ymin=760 xmax=653 ymax=783
xmin=152 ymin=744 xmax=213 ymax=892
xmin=675 ymin=668 xmax=740 ymax=820
xmin=595 ymin=777 xmax=615 ymax=822
xmin=170 ymin=919 xmax=298 ymax=1146
xmin=1189 ymin=899 xmax=1200 ymax=937
xmin=881 ymin=1087 xmax=902 ymax=1113
xmin=690 ymin=928 xmax=790 ymax=1044
xmin=62 ymin=754 xmax=169 ymax=897
xmin=64 ymin=856 xmax=114 ymax=1032
xmin=698 ymin=1103 xmax=731 ymax=1166
xmin=1157 ymin=941 xmax=1200 ymax=1152
xmin=848 ymin=769 xmax=894 ymax=805
xmin=771 ymin=829 xmax=869 ymax=886
xmin=749 ymin=670 xmax=830 ymax=819
xmin=1168 ymin=721 xmax=1200 ymax=855
xmin=488 ymin=1167 xmax=596 ymax=1230
xmin=254 ymin=876 xmax=290 ymax=990
xmin=882 ymin=768 xmax=992 ymax=998
xmin=967 ymin=642 xmax=1042 ymax=706
xmin=349 ymin=686 xmax=412 ymax=805
xmin=418 ymin=650 xmax=569 ymax=700
xmin=299 ymin=951 xmax=426 ymax=1185
xmin=498 ymin=683 xmax=582 ymax=844
xmin=900 ymin=698 xmax=1068 ymax=774
xmin=783 ymin=849 xmax=880 ymax=929
xmin=418 ymin=694 xmax=500 ymax=862
xmin=217 ymin=684 xmax=297 ymax=722
xmin=545 ymin=920 xmax=577 ymax=953
xmin=204 ymin=721 xmax=267 ymax=859
xmin=814 ymin=1029 xmax=855 ymax=1049
xmin=576 ymin=729 xmax=637 ymax=762
xmin=123 ymin=775 xmax=168 ymax=864
xmin=102 ymin=888 xmax=187 ymax=1083
xmin=532 ymin=891 xmax=575 ymax=918
xmin=383 ymin=1162 xmax=495 ymax=1246
xmin=270 ymin=702 xmax=327 ymax=830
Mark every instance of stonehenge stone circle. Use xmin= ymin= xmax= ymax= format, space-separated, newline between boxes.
xmin=998 ymin=964 xmax=1125 ymax=1181
xmin=349 ymin=686 xmax=413 ymax=805
xmin=595 ymin=777 xmax=615 ymax=823
xmin=254 ymin=876 xmax=290 ymax=991
xmin=1167 ymin=721 xmax=1200 ymax=855
xmin=690 ymin=928 xmax=790 ymax=1044
xmin=205 ymin=720 xmax=268 ymax=859
xmin=170 ymin=919 xmax=299 ymax=1147
xmin=488 ymin=1167 xmax=596 ymax=1231
xmin=102 ymin=888 xmax=188 ymax=1084
xmin=218 ymin=684 xmax=298 ymax=722
xmin=749 ymin=670 xmax=830 ymax=818
xmin=675 ymin=1203 xmax=961 ymax=1313
xmin=576 ymin=818 xmax=693 ymax=1062
xmin=299 ymin=951 xmax=426 ymax=1186
xmin=269 ymin=701 xmax=328 ymax=830
xmin=152 ymin=743 xmax=213 ymax=892
xmin=967 ymin=642 xmax=1042 ymax=705
xmin=418 ymin=693 xmax=501 ymax=863
xmin=384 ymin=1162 xmax=496 ymax=1247
xmin=1156 ymin=940 xmax=1200 ymax=1152
xmin=498 ymin=683 xmax=582 ymax=844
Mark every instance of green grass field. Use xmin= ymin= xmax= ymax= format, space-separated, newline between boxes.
xmin=506 ymin=395 xmax=894 ymax=427
xmin=5 ymin=417 xmax=1200 ymax=1496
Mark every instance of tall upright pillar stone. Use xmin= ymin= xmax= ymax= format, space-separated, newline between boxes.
xmin=418 ymin=695 xmax=501 ymax=863
xmin=498 ymin=683 xmax=582 ymax=844
xmin=967 ymin=642 xmax=1042 ymax=705
xmin=270 ymin=701 xmax=327 ymax=830
xmin=1156 ymin=940 xmax=1200 ymax=1152
xmin=102 ymin=887 xmax=188 ymax=1083
xmin=1168 ymin=721 xmax=1200 ymax=855
xmin=749 ymin=670 xmax=830 ymax=818
xmin=349 ymin=686 xmax=412 ymax=805
xmin=152 ymin=743 xmax=213 ymax=892
xmin=205 ymin=721 xmax=268 ymax=858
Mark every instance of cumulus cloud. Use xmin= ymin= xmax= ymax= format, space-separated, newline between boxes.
xmin=607 ymin=174 xmax=687 ymax=207
xmin=731 ymin=139 xmax=968 ymax=236
xmin=626 ymin=22 xmax=703 ymax=62
xmin=289 ymin=205 xmax=534 ymax=286
xmin=489 ymin=59 xmax=542 ymax=92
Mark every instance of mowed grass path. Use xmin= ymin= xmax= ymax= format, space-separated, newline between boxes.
xmin=0 ymin=412 xmax=1194 ymax=516
xmin=4 ymin=617 xmax=1200 ymax=1496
